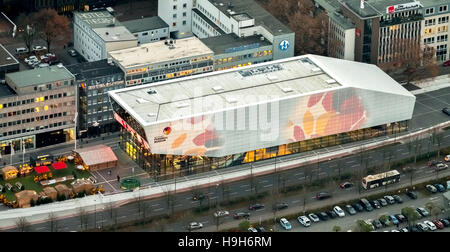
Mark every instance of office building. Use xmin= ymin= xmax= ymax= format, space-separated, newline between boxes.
xmin=122 ymin=16 xmax=170 ymax=45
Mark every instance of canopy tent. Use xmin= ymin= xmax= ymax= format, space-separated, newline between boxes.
xmin=35 ymin=166 xmax=50 ymax=174
xmin=75 ymin=144 xmax=118 ymax=171
xmin=52 ymin=161 xmax=67 ymax=170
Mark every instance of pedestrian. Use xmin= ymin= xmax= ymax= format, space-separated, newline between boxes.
xmin=108 ymin=170 xmax=111 ymax=176
xmin=117 ymin=175 xmax=120 ymax=182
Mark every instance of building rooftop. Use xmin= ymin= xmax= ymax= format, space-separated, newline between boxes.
xmin=93 ymin=26 xmax=137 ymax=42
xmin=207 ymin=0 xmax=293 ymax=36
xmin=109 ymin=55 xmax=413 ymax=127
xmin=122 ymin=16 xmax=169 ymax=33
xmin=200 ymin=34 xmax=272 ymax=55
xmin=6 ymin=65 xmax=74 ymax=88
xmin=108 ymin=37 xmax=213 ymax=69
xmin=0 ymin=44 xmax=19 ymax=67
xmin=340 ymin=0 xmax=424 ymax=19
xmin=66 ymin=59 xmax=123 ymax=81
xmin=421 ymin=0 xmax=450 ymax=8
xmin=0 ymin=83 xmax=16 ymax=98
xmin=193 ymin=9 xmax=226 ymax=35
xmin=329 ymin=12 xmax=356 ymax=29
xmin=74 ymin=11 xmax=120 ymax=29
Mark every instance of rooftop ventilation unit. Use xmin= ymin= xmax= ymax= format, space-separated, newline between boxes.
xmin=147 ymin=113 xmax=157 ymax=117
xmin=147 ymin=89 xmax=157 ymax=95
xmin=176 ymin=102 xmax=190 ymax=108
xmin=281 ymin=87 xmax=293 ymax=93
xmin=136 ymin=98 xmax=149 ymax=104
xmin=266 ymin=75 xmax=278 ymax=81
xmin=212 ymin=86 xmax=224 ymax=92
xmin=326 ymin=79 xmax=337 ymax=84
xmin=311 ymin=67 xmax=321 ymax=72
xmin=225 ymin=96 xmax=238 ymax=103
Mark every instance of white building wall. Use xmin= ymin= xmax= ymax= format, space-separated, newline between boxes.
xmin=133 ymin=27 xmax=169 ymax=45
xmin=422 ymin=10 xmax=450 ymax=62
xmin=74 ymin=15 xmax=105 ymax=62
xmin=344 ymin=28 xmax=356 ymax=61
xmin=158 ymin=0 xmax=193 ymax=38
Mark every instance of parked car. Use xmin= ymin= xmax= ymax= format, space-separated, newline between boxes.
xmin=340 ymin=182 xmax=353 ymax=189
xmin=415 ymin=223 xmax=428 ymax=232
xmin=378 ymin=198 xmax=388 ymax=207
xmin=279 ymin=218 xmax=291 ymax=230
xmin=395 ymin=214 xmax=406 ymax=223
xmin=352 ymin=203 xmax=364 ymax=212
xmin=424 ymin=220 xmax=437 ymax=231
xmin=308 ymin=213 xmax=320 ymax=223
xmin=333 ymin=206 xmax=345 ymax=217
xmin=384 ymin=195 xmax=396 ymax=204
xmin=255 ymin=226 xmax=266 ymax=232
xmin=233 ymin=212 xmax=250 ymax=219
xmin=370 ymin=200 xmax=381 ymax=209
xmin=372 ymin=219 xmax=383 ymax=229
xmin=379 ymin=217 xmax=390 ymax=227
xmin=439 ymin=218 xmax=450 ymax=227
xmin=426 ymin=184 xmax=438 ymax=193
xmin=248 ymin=203 xmax=264 ymax=210
xmin=443 ymin=107 xmax=450 ymax=116
xmin=431 ymin=219 xmax=444 ymax=229
xmin=406 ymin=191 xmax=418 ymax=199
xmin=273 ymin=202 xmax=289 ymax=210
xmin=32 ymin=45 xmax=47 ymax=52
xmin=399 ymin=228 xmax=409 ymax=232
xmin=15 ymin=47 xmax=29 ymax=54
xmin=187 ymin=222 xmax=203 ymax=231
xmin=248 ymin=227 xmax=258 ymax=232
xmin=316 ymin=192 xmax=331 ymax=200
xmin=435 ymin=184 xmax=446 ymax=192
xmin=428 ymin=160 xmax=439 ymax=167
xmin=416 ymin=207 xmax=430 ymax=217
xmin=389 ymin=215 xmax=399 ymax=226
xmin=444 ymin=60 xmax=450 ymax=67
xmin=24 ymin=55 xmax=38 ymax=63
xmin=213 ymin=210 xmax=229 ymax=218
xmin=393 ymin=195 xmax=403 ymax=203
xmin=345 ymin=205 xmax=356 ymax=215
xmin=326 ymin=210 xmax=338 ymax=219
xmin=436 ymin=163 xmax=448 ymax=171
xmin=317 ymin=212 xmax=329 ymax=221
xmin=68 ymin=49 xmax=77 ymax=57
xmin=297 ymin=216 xmax=311 ymax=227
xmin=360 ymin=198 xmax=373 ymax=211
xmin=447 ymin=180 xmax=450 ymax=190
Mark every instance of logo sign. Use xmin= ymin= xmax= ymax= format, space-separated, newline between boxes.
xmin=279 ymin=40 xmax=290 ymax=51
xmin=163 ymin=126 xmax=172 ymax=135
xmin=386 ymin=2 xmax=421 ymax=14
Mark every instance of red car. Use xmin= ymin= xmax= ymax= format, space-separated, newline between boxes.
xmin=432 ymin=219 xmax=444 ymax=229
xmin=443 ymin=60 xmax=450 ymax=67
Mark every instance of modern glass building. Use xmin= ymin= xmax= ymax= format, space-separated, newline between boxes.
xmin=108 ymin=55 xmax=415 ymax=181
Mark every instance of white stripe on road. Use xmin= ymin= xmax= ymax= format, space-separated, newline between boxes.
xmin=240 ymin=184 xmax=250 ymax=188
xmin=263 ymin=184 xmax=273 ymax=188
xmin=298 ymin=177 xmax=305 ymax=180
xmin=259 ymin=180 xmax=269 ymax=184
xmin=154 ymin=208 xmax=164 ymax=212
xmin=294 ymin=172 xmax=304 ymax=176
xmin=230 ymin=192 xmax=238 ymax=195
xmin=318 ymin=172 xmax=327 ymax=176
xmin=351 ymin=164 xmax=359 ymax=168
xmin=152 ymin=204 xmax=160 ymax=207
xmin=245 ymin=189 xmax=251 ymax=192
xmin=291 ymin=200 xmax=301 ymax=204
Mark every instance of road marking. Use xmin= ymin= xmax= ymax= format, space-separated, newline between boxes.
xmin=240 ymin=184 xmax=250 ymax=188
xmin=263 ymin=184 xmax=273 ymax=188
xmin=318 ymin=172 xmax=327 ymax=176
xmin=245 ymin=189 xmax=251 ymax=192
xmin=259 ymin=180 xmax=269 ymax=184
xmin=174 ymin=204 xmax=183 ymax=208
xmin=210 ymin=196 xmax=217 ymax=200
xmin=351 ymin=164 xmax=359 ymax=168
xmin=292 ymin=200 xmax=301 ymax=204
xmin=298 ymin=177 xmax=305 ymax=180
xmin=152 ymin=204 xmax=160 ymax=207
xmin=186 ymin=197 xmax=192 ymax=200
xmin=230 ymin=192 xmax=238 ymax=195
xmin=191 ymin=201 xmax=198 ymax=204
xmin=118 ymin=216 xmax=127 ymax=219
xmin=154 ymin=208 xmax=164 ymax=212
xmin=294 ymin=172 xmax=304 ymax=176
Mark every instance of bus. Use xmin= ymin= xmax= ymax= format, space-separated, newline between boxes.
xmin=362 ymin=170 xmax=401 ymax=190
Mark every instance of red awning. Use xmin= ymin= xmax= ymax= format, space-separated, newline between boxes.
xmin=35 ymin=166 xmax=50 ymax=174
xmin=52 ymin=161 xmax=67 ymax=170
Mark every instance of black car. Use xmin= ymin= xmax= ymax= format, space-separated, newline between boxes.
xmin=372 ymin=219 xmax=383 ymax=229
xmin=370 ymin=200 xmax=381 ymax=209
xmin=416 ymin=207 xmax=430 ymax=218
xmin=410 ymin=226 xmax=420 ymax=232
xmin=360 ymin=198 xmax=373 ymax=212
xmin=249 ymin=203 xmax=265 ymax=210
xmin=352 ymin=203 xmax=364 ymax=212
xmin=316 ymin=192 xmax=331 ymax=200
xmin=393 ymin=195 xmax=403 ymax=204
xmin=379 ymin=217 xmax=390 ymax=227
xmin=273 ymin=203 xmax=289 ymax=210
xmin=255 ymin=226 xmax=266 ymax=232
xmin=395 ymin=214 xmax=407 ymax=223
xmin=406 ymin=191 xmax=418 ymax=200
xmin=439 ymin=219 xmax=450 ymax=227
xmin=345 ymin=205 xmax=357 ymax=215
xmin=326 ymin=210 xmax=338 ymax=219
xmin=317 ymin=212 xmax=329 ymax=221
xmin=233 ymin=212 xmax=250 ymax=219
xmin=443 ymin=107 xmax=450 ymax=116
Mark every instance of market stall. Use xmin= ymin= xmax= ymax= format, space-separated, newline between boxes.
xmin=1 ymin=166 xmax=18 ymax=180
xmin=30 ymin=154 xmax=54 ymax=167
xmin=33 ymin=166 xmax=53 ymax=182
xmin=51 ymin=161 xmax=67 ymax=170
xmin=71 ymin=178 xmax=94 ymax=194
xmin=15 ymin=190 xmax=38 ymax=208
xmin=42 ymin=187 xmax=57 ymax=201
xmin=74 ymin=145 xmax=118 ymax=171
xmin=55 ymin=184 xmax=72 ymax=199
xmin=18 ymin=164 xmax=33 ymax=176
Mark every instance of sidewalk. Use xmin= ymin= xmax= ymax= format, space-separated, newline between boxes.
xmin=0 ymin=119 xmax=448 ymax=230
xmin=410 ymin=74 xmax=450 ymax=95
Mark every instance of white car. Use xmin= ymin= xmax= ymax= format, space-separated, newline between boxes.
xmin=308 ymin=213 xmax=320 ymax=223
xmin=424 ymin=220 xmax=437 ymax=231
xmin=24 ymin=56 xmax=38 ymax=63
xmin=333 ymin=206 xmax=345 ymax=217
xmin=279 ymin=218 xmax=291 ymax=230
xmin=248 ymin=227 xmax=258 ymax=232
xmin=297 ymin=216 xmax=311 ymax=227
xmin=213 ymin=210 xmax=229 ymax=218
xmin=187 ymin=222 xmax=203 ymax=230
xmin=436 ymin=163 xmax=448 ymax=170
xmin=38 ymin=63 xmax=50 ymax=68
xmin=33 ymin=45 xmax=47 ymax=52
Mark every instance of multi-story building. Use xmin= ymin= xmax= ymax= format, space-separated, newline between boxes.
xmin=158 ymin=0 xmax=193 ymax=39
xmin=17 ymin=0 xmax=117 ymax=14
xmin=73 ymin=10 xmax=138 ymax=62
xmin=0 ymin=44 xmax=19 ymax=80
xmin=0 ymin=65 xmax=76 ymax=155
xmin=122 ymin=16 xmax=170 ymax=45
xmin=109 ymin=54 xmax=415 ymax=180
xmin=66 ymin=59 xmax=124 ymax=137
xmin=421 ymin=0 xmax=449 ymax=61
xmin=108 ymin=37 xmax=214 ymax=87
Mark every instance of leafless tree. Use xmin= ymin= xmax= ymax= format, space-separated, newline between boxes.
xmin=48 ymin=212 xmax=58 ymax=232
xmin=34 ymin=9 xmax=71 ymax=53
xmin=78 ymin=207 xmax=89 ymax=231
xmin=17 ymin=14 xmax=37 ymax=54
xmin=15 ymin=217 xmax=30 ymax=232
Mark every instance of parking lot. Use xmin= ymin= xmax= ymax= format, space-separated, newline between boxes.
xmin=276 ymin=189 xmax=450 ymax=232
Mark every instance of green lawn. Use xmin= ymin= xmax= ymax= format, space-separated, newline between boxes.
xmin=1 ymin=162 xmax=92 ymax=202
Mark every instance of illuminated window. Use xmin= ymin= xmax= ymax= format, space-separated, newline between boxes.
xmin=44 ymin=105 xmax=48 ymax=111
xmin=40 ymin=97 xmax=44 ymax=102
xmin=425 ymin=28 xmax=435 ymax=35
xmin=35 ymin=98 xmax=40 ymax=102
xmin=35 ymin=107 xmax=40 ymax=112
xmin=0 ymin=104 xmax=2 ymax=109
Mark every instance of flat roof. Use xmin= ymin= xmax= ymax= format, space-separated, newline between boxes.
xmin=421 ymin=0 xmax=450 ymax=8
xmin=207 ymin=0 xmax=293 ymax=36
xmin=66 ymin=59 xmax=123 ymax=81
xmin=110 ymin=55 xmax=414 ymax=127
xmin=0 ymin=83 xmax=16 ymax=98
xmin=0 ymin=44 xmax=19 ymax=67
xmin=108 ymin=37 xmax=213 ymax=69
xmin=341 ymin=0 xmax=424 ymax=19
xmin=93 ymin=26 xmax=137 ymax=42
xmin=74 ymin=11 xmax=120 ymax=29
xmin=122 ymin=16 xmax=169 ymax=33
xmin=200 ymin=34 xmax=272 ymax=55
xmin=6 ymin=65 xmax=74 ymax=88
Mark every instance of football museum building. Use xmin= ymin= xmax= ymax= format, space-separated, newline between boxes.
xmin=108 ymin=55 xmax=416 ymax=181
